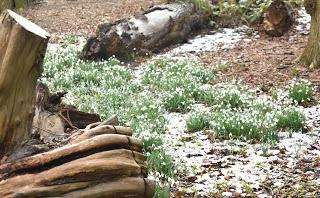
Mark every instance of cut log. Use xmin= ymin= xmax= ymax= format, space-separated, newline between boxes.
xmin=0 ymin=10 xmax=50 ymax=159
xmin=263 ymin=0 xmax=293 ymax=37
xmin=80 ymin=1 xmax=209 ymax=61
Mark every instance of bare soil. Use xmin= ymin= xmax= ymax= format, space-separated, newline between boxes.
xmin=22 ymin=0 xmax=161 ymax=42
xmin=200 ymin=29 xmax=320 ymax=90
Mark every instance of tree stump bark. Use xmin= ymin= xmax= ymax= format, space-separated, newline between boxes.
xmin=0 ymin=10 xmax=50 ymax=159
xmin=80 ymin=1 xmax=209 ymax=61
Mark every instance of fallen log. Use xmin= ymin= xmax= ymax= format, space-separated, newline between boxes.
xmin=81 ymin=1 xmax=209 ymax=61
xmin=0 ymin=10 xmax=155 ymax=197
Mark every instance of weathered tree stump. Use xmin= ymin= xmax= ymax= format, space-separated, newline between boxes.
xmin=0 ymin=10 xmax=50 ymax=159
xmin=0 ymin=10 xmax=155 ymax=197
xmin=263 ymin=0 xmax=293 ymax=37
xmin=81 ymin=1 xmax=209 ymax=61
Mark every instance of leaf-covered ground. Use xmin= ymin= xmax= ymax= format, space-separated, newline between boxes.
xmin=21 ymin=0 xmax=161 ymax=42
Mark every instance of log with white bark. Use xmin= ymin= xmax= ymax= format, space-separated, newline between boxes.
xmin=81 ymin=1 xmax=209 ymax=61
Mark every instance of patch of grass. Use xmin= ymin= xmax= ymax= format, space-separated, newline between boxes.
xmin=186 ymin=111 xmax=211 ymax=132
xmin=142 ymin=60 xmax=214 ymax=96
xmin=154 ymin=184 xmax=171 ymax=198
xmin=143 ymin=136 xmax=164 ymax=153
xmin=210 ymin=87 xmax=308 ymax=143
xmin=211 ymin=0 xmax=272 ymax=26
xmin=126 ymin=95 xmax=166 ymax=135
xmin=163 ymin=90 xmax=192 ymax=113
xmin=62 ymin=34 xmax=79 ymax=47
xmin=216 ymin=87 xmax=244 ymax=108
xmin=147 ymin=148 xmax=175 ymax=180
xmin=276 ymin=108 xmax=306 ymax=132
xmin=212 ymin=100 xmax=279 ymax=143
xmin=211 ymin=63 xmax=230 ymax=74
xmin=288 ymin=80 xmax=314 ymax=104
xmin=43 ymin=45 xmax=311 ymax=195
xmin=241 ymin=181 xmax=254 ymax=196
xmin=216 ymin=181 xmax=230 ymax=193
xmin=193 ymin=0 xmax=214 ymax=13
xmin=273 ymin=181 xmax=319 ymax=197
xmin=194 ymin=83 xmax=250 ymax=108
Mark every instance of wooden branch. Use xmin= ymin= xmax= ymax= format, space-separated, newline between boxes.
xmin=0 ymin=136 xmax=153 ymax=197
xmin=0 ymin=10 xmax=50 ymax=159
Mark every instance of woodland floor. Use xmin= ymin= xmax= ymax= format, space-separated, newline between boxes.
xmin=22 ymin=0 xmax=161 ymax=42
xmin=22 ymin=0 xmax=320 ymax=90
xmin=200 ymin=29 xmax=320 ymax=89
xmin=23 ymin=1 xmax=320 ymax=197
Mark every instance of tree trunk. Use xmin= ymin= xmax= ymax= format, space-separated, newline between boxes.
xmin=80 ymin=1 xmax=209 ymax=61
xmin=0 ymin=10 xmax=50 ymax=159
xmin=299 ymin=0 xmax=320 ymax=68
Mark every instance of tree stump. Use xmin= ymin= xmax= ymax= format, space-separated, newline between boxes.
xmin=0 ymin=10 xmax=50 ymax=159
xmin=80 ymin=1 xmax=209 ymax=61
xmin=263 ymin=0 xmax=293 ymax=37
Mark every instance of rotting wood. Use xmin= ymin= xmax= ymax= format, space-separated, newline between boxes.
xmin=81 ymin=1 xmax=209 ymax=61
xmin=0 ymin=10 xmax=50 ymax=159
xmin=0 ymin=11 xmax=155 ymax=197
